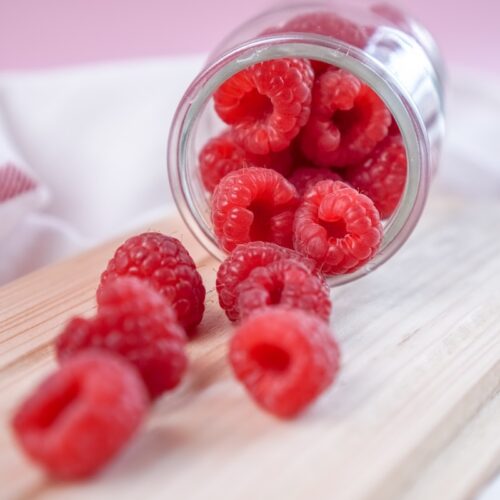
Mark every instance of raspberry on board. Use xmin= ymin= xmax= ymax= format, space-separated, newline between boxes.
xmin=236 ymin=258 xmax=331 ymax=322
xmin=58 ymin=277 xmax=188 ymax=400
xmin=98 ymin=232 xmax=205 ymax=333
xmin=300 ymin=68 xmax=392 ymax=167
xmin=293 ymin=180 xmax=382 ymax=275
xmin=211 ymin=167 xmax=300 ymax=252
xmin=213 ymin=58 xmax=314 ymax=155
xmin=288 ymin=165 xmax=343 ymax=196
xmin=216 ymin=241 xmax=315 ymax=321
xmin=229 ymin=307 xmax=340 ymax=418
xmin=11 ymin=351 xmax=148 ymax=479
xmin=345 ymin=135 xmax=407 ymax=219
xmin=199 ymin=130 xmax=293 ymax=192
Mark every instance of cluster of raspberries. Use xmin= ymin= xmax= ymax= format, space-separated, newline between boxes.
xmin=203 ymin=52 xmax=407 ymax=274
xmin=11 ymin=12 xmax=406 ymax=483
xmin=11 ymin=234 xmax=339 ymax=480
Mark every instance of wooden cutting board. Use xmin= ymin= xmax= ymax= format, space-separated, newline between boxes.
xmin=0 ymin=191 xmax=499 ymax=500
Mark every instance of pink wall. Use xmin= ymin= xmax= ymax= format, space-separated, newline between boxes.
xmin=0 ymin=0 xmax=498 ymax=72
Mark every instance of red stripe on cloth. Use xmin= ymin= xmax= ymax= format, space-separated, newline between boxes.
xmin=0 ymin=163 xmax=38 ymax=203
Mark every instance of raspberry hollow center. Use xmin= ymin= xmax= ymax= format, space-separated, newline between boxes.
xmin=239 ymin=89 xmax=273 ymax=121
xmin=248 ymin=201 xmax=275 ymax=242
xmin=321 ymin=218 xmax=348 ymax=240
xmin=333 ymin=106 xmax=362 ymax=135
xmin=251 ymin=343 xmax=290 ymax=372
xmin=267 ymin=282 xmax=284 ymax=305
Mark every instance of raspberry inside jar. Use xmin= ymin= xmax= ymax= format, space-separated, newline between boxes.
xmin=205 ymin=55 xmax=405 ymax=276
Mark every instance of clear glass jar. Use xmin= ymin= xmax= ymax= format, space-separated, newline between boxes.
xmin=168 ymin=1 xmax=445 ymax=285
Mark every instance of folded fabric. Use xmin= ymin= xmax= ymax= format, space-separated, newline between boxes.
xmin=0 ymin=113 xmax=49 ymax=238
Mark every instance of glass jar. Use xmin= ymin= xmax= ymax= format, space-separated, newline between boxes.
xmin=167 ymin=1 xmax=445 ymax=285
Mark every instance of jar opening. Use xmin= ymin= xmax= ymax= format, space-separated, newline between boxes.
xmin=168 ymin=34 xmax=432 ymax=285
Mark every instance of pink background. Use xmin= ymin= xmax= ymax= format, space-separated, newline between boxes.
xmin=0 ymin=0 xmax=498 ymax=72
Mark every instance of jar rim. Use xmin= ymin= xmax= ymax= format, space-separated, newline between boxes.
xmin=167 ymin=33 xmax=431 ymax=286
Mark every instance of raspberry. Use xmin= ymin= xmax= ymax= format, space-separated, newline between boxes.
xmin=213 ymin=58 xmax=314 ymax=155
xmin=280 ymin=12 xmax=371 ymax=48
xmin=236 ymin=258 xmax=331 ymax=322
xmin=300 ymin=68 xmax=392 ymax=167
xmin=57 ymin=277 xmax=187 ymax=400
xmin=11 ymin=351 xmax=148 ymax=479
xmin=345 ymin=135 xmax=407 ymax=219
xmin=229 ymin=307 xmax=340 ymax=418
xmin=265 ymin=12 xmax=370 ymax=78
xmin=293 ymin=180 xmax=382 ymax=275
xmin=98 ymin=232 xmax=205 ymax=332
xmin=288 ymin=165 xmax=343 ymax=196
xmin=216 ymin=241 xmax=314 ymax=321
xmin=199 ymin=130 xmax=293 ymax=192
xmin=211 ymin=167 xmax=299 ymax=252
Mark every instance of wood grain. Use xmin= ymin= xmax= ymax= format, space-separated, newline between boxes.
xmin=403 ymin=392 xmax=500 ymax=500
xmin=0 ymin=192 xmax=499 ymax=500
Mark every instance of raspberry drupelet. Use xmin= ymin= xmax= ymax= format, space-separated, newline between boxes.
xmin=229 ymin=307 xmax=340 ymax=418
xmin=293 ymin=180 xmax=382 ymax=275
xmin=300 ymin=68 xmax=392 ymax=167
xmin=216 ymin=241 xmax=315 ymax=321
xmin=98 ymin=232 xmax=205 ymax=333
xmin=213 ymin=58 xmax=314 ymax=155
xmin=199 ymin=130 xmax=293 ymax=192
xmin=57 ymin=277 xmax=187 ymax=400
xmin=236 ymin=258 xmax=331 ymax=322
xmin=345 ymin=134 xmax=407 ymax=219
xmin=12 ymin=351 xmax=148 ymax=479
xmin=211 ymin=167 xmax=300 ymax=252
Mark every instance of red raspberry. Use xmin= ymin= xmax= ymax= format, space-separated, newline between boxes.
xmin=345 ymin=135 xmax=407 ymax=219
xmin=213 ymin=58 xmax=314 ymax=155
xmin=265 ymin=13 xmax=373 ymax=76
xmin=57 ymin=277 xmax=187 ymax=400
xmin=280 ymin=12 xmax=371 ymax=48
xmin=300 ymin=68 xmax=391 ymax=167
xmin=12 ymin=351 xmax=148 ymax=479
xmin=199 ymin=130 xmax=293 ymax=192
xmin=293 ymin=180 xmax=382 ymax=275
xmin=97 ymin=274 xmax=167 ymax=311
xmin=211 ymin=167 xmax=299 ymax=252
xmin=98 ymin=232 xmax=205 ymax=332
xmin=236 ymin=258 xmax=331 ymax=322
xmin=216 ymin=241 xmax=314 ymax=321
xmin=288 ymin=165 xmax=343 ymax=196
xmin=229 ymin=307 xmax=340 ymax=418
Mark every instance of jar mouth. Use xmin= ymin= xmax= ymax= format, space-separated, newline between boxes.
xmin=168 ymin=33 xmax=431 ymax=286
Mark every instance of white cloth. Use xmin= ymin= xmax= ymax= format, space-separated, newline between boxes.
xmin=0 ymin=58 xmax=499 ymax=497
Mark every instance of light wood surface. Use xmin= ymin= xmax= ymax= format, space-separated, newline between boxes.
xmin=0 ymin=191 xmax=499 ymax=500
